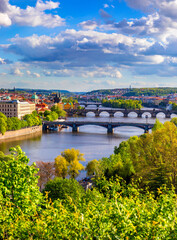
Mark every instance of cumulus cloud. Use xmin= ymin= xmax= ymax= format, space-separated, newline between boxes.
xmin=11 ymin=68 xmax=23 ymax=76
xmin=0 ymin=13 xmax=11 ymax=26
xmin=103 ymin=4 xmax=109 ymax=8
xmin=100 ymin=0 xmax=177 ymax=44
xmin=26 ymin=70 xmax=40 ymax=77
xmin=0 ymin=58 xmax=5 ymax=64
xmin=79 ymin=20 xmax=98 ymax=30
xmin=2 ymin=27 xmax=177 ymax=78
xmin=43 ymin=66 xmax=122 ymax=79
xmin=0 ymin=0 xmax=65 ymax=28
xmin=0 ymin=72 xmax=7 ymax=76
xmin=1 ymin=30 xmax=154 ymax=67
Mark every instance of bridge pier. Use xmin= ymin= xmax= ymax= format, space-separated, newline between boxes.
xmin=42 ymin=123 xmax=48 ymax=131
xmin=123 ymin=112 xmax=128 ymax=117
xmin=137 ymin=112 xmax=142 ymax=118
xmin=144 ymin=125 xmax=150 ymax=133
xmin=109 ymin=113 xmax=114 ymax=117
xmin=107 ymin=124 xmax=114 ymax=134
xmin=72 ymin=123 xmax=79 ymax=133
xmin=151 ymin=113 xmax=156 ymax=118
xmin=82 ymin=112 xmax=87 ymax=117
xmin=95 ymin=112 xmax=100 ymax=117
xmin=165 ymin=113 xmax=171 ymax=118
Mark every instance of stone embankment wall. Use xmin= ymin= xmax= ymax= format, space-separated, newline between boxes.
xmin=0 ymin=125 xmax=42 ymax=141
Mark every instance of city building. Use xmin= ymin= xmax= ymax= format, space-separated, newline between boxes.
xmin=0 ymin=100 xmax=35 ymax=119
xmin=54 ymin=92 xmax=62 ymax=103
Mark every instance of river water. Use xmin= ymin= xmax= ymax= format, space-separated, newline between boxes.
xmin=0 ymin=107 xmax=176 ymax=179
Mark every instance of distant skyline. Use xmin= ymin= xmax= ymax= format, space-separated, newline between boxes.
xmin=1 ymin=0 xmax=177 ymax=91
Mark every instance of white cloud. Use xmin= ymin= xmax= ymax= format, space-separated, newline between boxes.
xmin=43 ymin=66 xmax=122 ymax=79
xmin=26 ymin=70 xmax=40 ymax=77
xmin=0 ymin=72 xmax=7 ymax=76
xmin=79 ymin=20 xmax=98 ymax=30
xmin=0 ymin=0 xmax=65 ymax=28
xmin=26 ymin=70 xmax=31 ymax=75
xmin=11 ymin=68 xmax=23 ymax=76
xmin=103 ymin=4 xmax=109 ymax=8
xmin=0 ymin=58 xmax=5 ymax=64
xmin=33 ymin=72 xmax=40 ymax=77
xmin=0 ymin=12 xmax=11 ymax=26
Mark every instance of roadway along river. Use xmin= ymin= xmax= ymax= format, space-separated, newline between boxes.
xmin=0 ymin=107 xmax=176 ymax=179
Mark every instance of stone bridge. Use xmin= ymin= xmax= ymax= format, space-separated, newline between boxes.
xmin=43 ymin=120 xmax=154 ymax=134
xmin=66 ymin=108 xmax=176 ymax=118
xmin=79 ymin=102 xmax=102 ymax=107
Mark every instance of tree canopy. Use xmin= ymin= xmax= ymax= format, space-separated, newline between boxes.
xmin=55 ymin=148 xmax=85 ymax=179
xmin=102 ymin=99 xmax=142 ymax=109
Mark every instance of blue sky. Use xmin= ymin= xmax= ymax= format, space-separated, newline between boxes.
xmin=1 ymin=0 xmax=177 ymax=91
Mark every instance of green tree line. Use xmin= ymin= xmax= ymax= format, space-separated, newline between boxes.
xmin=0 ymin=111 xmax=42 ymax=135
xmin=102 ymin=99 xmax=142 ymax=109
xmin=42 ymin=105 xmax=66 ymax=121
xmin=87 ymin=120 xmax=177 ymax=193
xmin=124 ymin=87 xmax=177 ymax=96
xmin=1 ymin=145 xmax=177 ymax=238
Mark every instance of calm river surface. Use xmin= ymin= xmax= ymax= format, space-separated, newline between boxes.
xmin=0 ymin=107 xmax=176 ymax=179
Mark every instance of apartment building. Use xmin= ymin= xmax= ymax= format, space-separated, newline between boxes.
xmin=0 ymin=100 xmax=35 ymax=119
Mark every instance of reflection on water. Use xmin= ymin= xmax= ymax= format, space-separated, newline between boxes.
xmin=0 ymin=111 xmax=174 ymax=179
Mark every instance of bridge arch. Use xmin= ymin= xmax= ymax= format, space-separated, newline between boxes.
xmin=86 ymin=111 xmax=96 ymax=117
xmin=114 ymin=111 xmax=124 ymax=117
xmin=171 ymin=113 xmax=177 ymax=118
xmin=86 ymin=104 xmax=99 ymax=108
xmin=156 ymin=112 xmax=166 ymax=118
xmin=127 ymin=111 xmax=138 ymax=118
xmin=112 ymin=125 xmax=146 ymax=135
xmin=99 ymin=111 xmax=110 ymax=117
xmin=142 ymin=112 xmax=152 ymax=118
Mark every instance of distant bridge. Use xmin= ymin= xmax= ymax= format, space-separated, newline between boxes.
xmin=66 ymin=108 xmax=176 ymax=118
xmin=43 ymin=120 xmax=154 ymax=134
xmin=79 ymin=102 xmax=102 ymax=107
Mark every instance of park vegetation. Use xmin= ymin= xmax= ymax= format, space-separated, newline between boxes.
xmin=43 ymin=105 xmax=66 ymax=121
xmin=2 ymin=121 xmax=177 ymax=238
xmin=0 ymin=111 xmax=42 ymax=135
xmin=170 ymin=102 xmax=177 ymax=111
xmin=102 ymin=99 xmax=142 ymax=109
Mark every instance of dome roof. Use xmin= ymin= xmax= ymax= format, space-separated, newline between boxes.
xmin=6 ymin=96 xmax=11 ymax=100
xmin=31 ymin=93 xmax=38 ymax=99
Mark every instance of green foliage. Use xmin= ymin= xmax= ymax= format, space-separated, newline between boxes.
xmin=85 ymin=159 xmax=101 ymax=176
xmin=0 ymin=146 xmax=42 ymax=216
xmin=123 ymin=87 xmax=177 ymax=96
xmin=43 ymin=177 xmax=85 ymax=203
xmin=55 ymin=148 xmax=85 ymax=179
xmin=113 ymin=121 xmax=177 ymax=191
xmin=44 ymin=110 xmax=51 ymax=117
xmin=0 ymin=112 xmax=7 ymax=135
xmin=50 ymin=105 xmax=66 ymax=118
xmin=1 ymin=176 xmax=177 ymax=239
xmin=0 ymin=118 xmax=7 ymax=135
xmin=152 ymin=119 xmax=165 ymax=131
xmin=23 ymin=113 xmax=42 ymax=127
xmin=171 ymin=102 xmax=177 ymax=111
xmin=171 ymin=117 xmax=177 ymax=125
xmin=0 ymin=111 xmax=41 ymax=135
xmin=1 ymin=146 xmax=177 ymax=238
xmin=102 ymin=98 xmax=142 ymax=109
xmin=10 ymin=117 xmax=21 ymax=130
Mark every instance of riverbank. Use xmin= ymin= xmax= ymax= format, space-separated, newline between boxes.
xmin=0 ymin=125 xmax=42 ymax=142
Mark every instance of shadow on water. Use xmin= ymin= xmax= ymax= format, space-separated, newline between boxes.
xmin=0 ymin=132 xmax=42 ymax=154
